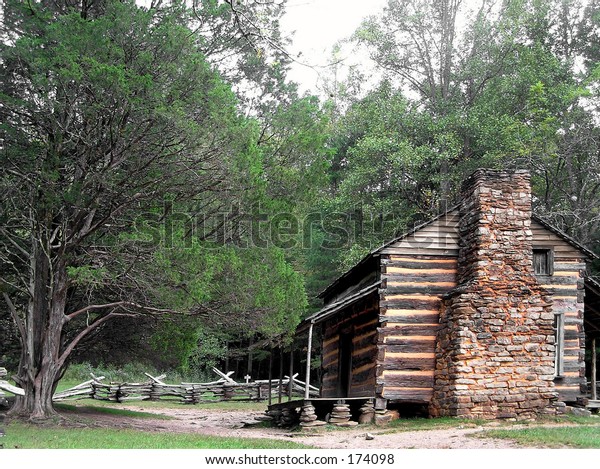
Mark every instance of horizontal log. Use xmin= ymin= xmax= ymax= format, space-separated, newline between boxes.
xmin=380 ymin=296 xmax=441 ymax=310
xmin=353 ymin=329 xmax=377 ymax=344
xmin=383 ymin=343 xmax=436 ymax=353
xmin=119 ymin=396 xmax=151 ymax=401
xmin=0 ymin=381 xmax=24 ymax=396
xmin=53 ymin=388 xmax=93 ymax=400
xmin=352 ymin=353 xmax=378 ymax=371
xmin=379 ymin=324 xmax=440 ymax=336
xmin=385 ymin=256 xmax=457 ymax=267
xmin=386 ymin=271 xmax=457 ymax=282
xmin=354 ymin=317 xmax=379 ymax=333
xmin=383 ymin=284 xmax=453 ymax=295
xmin=381 ymin=371 xmax=434 ymax=388
xmin=353 ymin=342 xmax=377 ymax=356
xmin=388 ymin=237 xmax=458 ymax=248
xmin=553 ymin=263 xmax=586 ymax=272
xmin=382 ymin=247 xmax=459 ymax=256
xmin=381 ymin=336 xmax=436 ymax=347
xmin=383 ymin=357 xmax=435 ymax=371
xmin=382 ymin=386 xmax=433 ymax=403
xmin=381 ymin=313 xmax=440 ymax=324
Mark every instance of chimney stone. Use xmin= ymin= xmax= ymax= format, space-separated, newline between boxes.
xmin=429 ymin=170 xmax=557 ymax=419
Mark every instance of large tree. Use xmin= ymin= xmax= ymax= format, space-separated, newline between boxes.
xmin=0 ymin=0 xmax=261 ymax=419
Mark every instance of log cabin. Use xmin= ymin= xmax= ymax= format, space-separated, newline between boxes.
xmin=301 ymin=169 xmax=600 ymax=419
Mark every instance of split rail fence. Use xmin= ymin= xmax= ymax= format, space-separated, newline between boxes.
xmin=0 ymin=367 xmax=318 ymax=405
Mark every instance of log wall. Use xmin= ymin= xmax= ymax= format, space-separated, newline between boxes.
xmin=321 ymin=293 xmax=379 ymax=398
xmin=372 ymin=209 xmax=588 ymax=406
xmin=531 ymin=220 xmax=587 ymax=403
xmin=377 ymin=212 xmax=460 ymax=403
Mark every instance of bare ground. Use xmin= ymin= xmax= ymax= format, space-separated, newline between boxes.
xmin=64 ymin=404 xmax=529 ymax=449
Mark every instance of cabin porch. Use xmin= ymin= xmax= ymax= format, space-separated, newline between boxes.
xmin=266 ymin=397 xmax=376 ymax=427
xmin=581 ymin=277 xmax=600 ymax=411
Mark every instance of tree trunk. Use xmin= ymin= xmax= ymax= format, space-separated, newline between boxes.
xmin=8 ymin=237 xmax=67 ymax=421
xmin=9 ymin=361 xmax=60 ymax=421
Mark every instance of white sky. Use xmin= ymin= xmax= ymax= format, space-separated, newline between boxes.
xmin=279 ymin=0 xmax=388 ymax=94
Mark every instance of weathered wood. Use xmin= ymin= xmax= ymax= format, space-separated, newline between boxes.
xmin=385 ymin=270 xmax=457 ymax=280
xmin=380 ymin=297 xmax=441 ymax=310
xmin=288 ymin=345 xmax=294 ymax=401
xmin=144 ymin=373 xmax=167 ymax=384
xmin=212 ymin=368 xmax=237 ymax=384
xmin=268 ymin=348 xmax=273 ymax=405
xmin=382 ymin=247 xmax=459 ymax=256
xmin=592 ymin=338 xmax=597 ymax=401
xmin=305 ymin=322 xmax=314 ymax=400
xmin=383 ymin=343 xmax=436 ymax=353
xmin=379 ymin=324 xmax=439 ymax=337
xmin=380 ymin=371 xmax=434 ymax=388
xmin=383 ymin=358 xmax=435 ymax=371
xmin=278 ymin=347 xmax=284 ymax=404
xmin=0 ymin=380 xmax=25 ymax=396
xmin=384 ymin=258 xmax=458 ymax=270
xmin=381 ymin=313 xmax=440 ymax=324
xmin=383 ymin=387 xmax=433 ymax=403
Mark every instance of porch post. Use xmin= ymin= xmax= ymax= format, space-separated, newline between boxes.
xmin=278 ymin=346 xmax=284 ymax=404
xmin=268 ymin=347 xmax=273 ymax=406
xmin=305 ymin=321 xmax=314 ymax=400
xmin=592 ymin=337 xmax=597 ymax=401
xmin=288 ymin=340 xmax=294 ymax=401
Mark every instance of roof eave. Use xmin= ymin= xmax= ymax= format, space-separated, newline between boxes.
xmin=532 ymin=214 xmax=598 ymax=260
xmin=317 ymin=205 xmax=461 ymax=299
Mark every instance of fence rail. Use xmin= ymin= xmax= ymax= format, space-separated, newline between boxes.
xmin=0 ymin=367 xmax=318 ymax=405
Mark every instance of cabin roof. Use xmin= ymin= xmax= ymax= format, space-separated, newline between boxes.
xmin=298 ymin=281 xmax=381 ymax=332
xmin=531 ymin=215 xmax=597 ymax=259
xmin=585 ymin=277 xmax=600 ymax=338
xmin=318 ymin=207 xmax=598 ymax=301
xmin=318 ymin=206 xmax=460 ymax=299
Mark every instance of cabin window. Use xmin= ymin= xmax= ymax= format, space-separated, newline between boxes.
xmin=554 ymin=313 xmax=564 ymax=377
xmin=533 ymin=248 xmax=554 ymax=276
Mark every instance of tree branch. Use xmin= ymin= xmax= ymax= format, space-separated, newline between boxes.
xmin=57 ymin=310 xmax=139 ymax=369
xmin=2 ymin=293 xmax=26 ymax=348
xmin=64 ymin=301 xmax=183 ymax=323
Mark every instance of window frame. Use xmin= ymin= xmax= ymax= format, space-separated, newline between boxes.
xmin=533 ymin=247 xmax=555 ymax=276
xmin=554 ymin=312 xmax=565 ymax=378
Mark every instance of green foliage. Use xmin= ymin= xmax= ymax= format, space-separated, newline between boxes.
xmin=1 ymin=0 xmax=327 ymax=390
xmin=147 ymin=239 xmax=309 ymax=370
xmin=61 ymin=362 xmax=160 ymax=384
xmin=317 ymin=0 xmax=600 ymax=279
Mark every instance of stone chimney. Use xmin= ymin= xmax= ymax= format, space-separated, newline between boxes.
xmin=429 ymin=169 xmax=557 ymax=419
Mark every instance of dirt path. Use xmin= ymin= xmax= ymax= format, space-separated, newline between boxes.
xmin=73 ymin=405 xmax=526 ymax=449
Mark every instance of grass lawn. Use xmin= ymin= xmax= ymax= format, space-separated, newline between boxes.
xmin=1 ymin=398 xmax=302 ymax=449
xmin=54 ymin=397 xmax=268 ymax=412
xmin=2 ymin=421 xmax=313 ymax=449
xmin=482 ymin=423 xmax=600 ymax=448
xmin=55 ymin=403 xmax=172 ymax=420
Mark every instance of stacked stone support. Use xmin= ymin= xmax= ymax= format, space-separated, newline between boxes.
xmin=358 ymin=400 xmax=375 ymax=424
xmin=430 ymin=170 xmax=558 ymax=419
xmin=299 ymin=401 xmax=326 ymax=427
xmin=329 ymin=402 xmax=358 ymax=426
